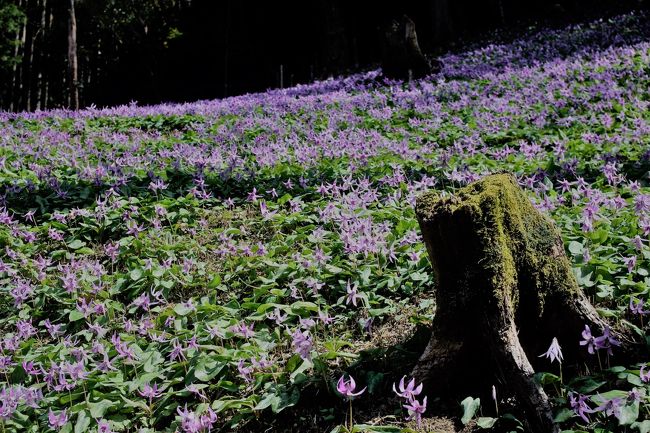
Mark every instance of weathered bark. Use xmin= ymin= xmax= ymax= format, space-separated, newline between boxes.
xmin=382 ymin=15 xmax=438 ymax=80
xmin=413 ymin=173 xmax=635 ymax=433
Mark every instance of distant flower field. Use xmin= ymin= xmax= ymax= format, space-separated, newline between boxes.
xmin=1 ymin=12 xmax=650 ymax=433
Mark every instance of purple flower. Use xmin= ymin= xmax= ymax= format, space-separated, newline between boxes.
xmin=177 ymin=404 xmax=217 ymax=433
xmin=230 ymin=322 xmax=255 ymax=338
xmin=48 ymin=409 xmax=69 ymax=429
xmin=594 ymin=396 xmax=624 ymax=417
xmin=97 ymin=419 xmax=112 ymax=433
xmin=138 ymin=382 xmax=163 ymax=404
xmin=539 ymin=337 xmax=563 ymax=364
xmin=569 ymin=392 xmax=594 ymax=423
xmin=594 ymin=326 xmax=620 ymax=356
xmin=291 ymin=329 xmax=313 ymax=360
xmin=392 ymin=376 xmax=423 ymax=401
xmin=336 ymin=374 xmax=366 ymax=399
xmin=247 ymin=187 xmax=260 ymax=202
xmin=639 ymin=365 xmax=650 ymax=383
xmin=580 ymin=325 xmax=597 ymax=355
xmin=404 ymin=396 xmax=427 ymax=427
xmin=169 ymin=338 xmax=187 ymax=362
xmin=237 ymin=359 xmax=253 ymax=383
xmin=628 ymin=388 xmax=642 ymax=404
xmin=345 ymin=281 xmax=362 ymax=307
xmin=318 ymin=310 xmax=334 ymax=325
xmin=630 ymin=298 xmax=649 ymax=315
xmin=623 ymin=256 xmax=637 ymax=273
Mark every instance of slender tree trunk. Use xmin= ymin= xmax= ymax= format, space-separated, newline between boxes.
xmin=35 ymin=0 xmax=47 ymax=110
xmin=12 ymin=0 xmax=28 ymax=111
xmin=9 ymin=0 xmax=25 ymax=111
xmin=20 ymin=0 xmax=36 ymax=112
xmin=67 ymin=0 xmax=79 ymax=109
xmin=41 ymin=2 xmax=53 ymax=110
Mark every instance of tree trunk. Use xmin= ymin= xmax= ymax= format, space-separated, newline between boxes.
xmin=431 ymin=0 xmax=453 ymax=44
xmin=10 ymin=0 xmax=26 ymax=111
xmin=67 ymin=0 xmax=78 ymax=110
xmin=412 ymin=173 xmax=636 ymax=433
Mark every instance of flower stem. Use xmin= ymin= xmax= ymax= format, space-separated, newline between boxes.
xmin=349 ymin=399 xmax=353 ymax=431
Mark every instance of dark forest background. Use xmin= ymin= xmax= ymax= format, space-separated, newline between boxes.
xmin=0 ymin=0 xmax=645 ymax=112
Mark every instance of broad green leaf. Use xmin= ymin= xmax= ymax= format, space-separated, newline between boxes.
xmin=554 ymin=408 xmax=574 ymax=423
xmin=130 ymin=268 xmax=143 ymax=281
xmin=568 ymin=241 xmax=583 ymax=255
xmin=461 ymin=396 xmax=480 ymax=425
xmin=88 ymin=400 xmax=114 ymax=418
xmin=68 ymin=239 xmax=86 ymax=250
xmin=632 ymin=420 xmax=650 ymax=433
xmin=74 ymin=410 xmax=91 ymax=433
xmin=617 ymin=401 xmax=639 ymax=426
xmin=477 ymin=417 xmax=497 ymax=429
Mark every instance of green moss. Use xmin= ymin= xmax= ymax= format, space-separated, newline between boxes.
xmin=416 ymin=173 xmax=579 ymax=317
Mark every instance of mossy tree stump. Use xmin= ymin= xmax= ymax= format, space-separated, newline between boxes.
xmin=413 ymin=173 xmax=632 ymax=433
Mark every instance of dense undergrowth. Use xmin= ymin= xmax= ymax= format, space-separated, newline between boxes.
xmin=1 ymin=12 xmax=650 ymax=433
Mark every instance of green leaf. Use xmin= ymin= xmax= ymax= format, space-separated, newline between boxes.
xmin=477 ymin=417 xmax=497 ymax=429
xmin=130 ymin=268 xmax=143 ymax=281
xmin=568 ymin=241 xmax=583 ymax=255
xmin=174 ymin=303 xmax=194 ymax=316
xmin=254 ymin=392 xmax=280 ymax=411
xmin=554 ymin=408 xmax=574 ymax=423
xmin=194 ymin=359 xmax=224 ymax=382
xmin=88 ymin=400 xmax=114 ymax=418
xmin=365 ymin=371 xmax=385 ymax=394
xmin=290 ymin=301 xmax=319 ymax=313
xmin=68 ymin=310 xmax=85 ymax=322
xmin=74 ymin=410 xmax=91 ymax=433
xmin=461 ymin=396 xmax=481 ymax=425
xmin=617 ymin=401 xmax=639 ymax=426
xmin=290 ymin=358 xmax=313 ymax=382
xmin=208 ymin=274 xmax=222 ymax=288
xmin=120 ymin=395 xmax=149 ymax=411
xmin=571 ymin=377 xmax=606 ymax=394
xmin=632 ymin=420 xmax=650 ymax=433
xmin=534 ymin=372 xmax=561 ymax=385
xmin=68 ymin=239 xmax=86 ymax=250
xmin=142 ymin=349 xmax=164 ymax=373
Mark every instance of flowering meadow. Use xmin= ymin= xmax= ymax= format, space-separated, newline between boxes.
xmin=2 ymin=12 xmax=650 ymax=433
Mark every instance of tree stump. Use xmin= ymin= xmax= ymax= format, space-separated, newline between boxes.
xmin=382 ymin=15 xmax=439 ymax=80
xmin=412 ymin=173 xmax=633 ymax=433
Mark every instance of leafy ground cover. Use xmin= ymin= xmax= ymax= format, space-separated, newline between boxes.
xmin=1 ymin=12 xmax=650 ymax=433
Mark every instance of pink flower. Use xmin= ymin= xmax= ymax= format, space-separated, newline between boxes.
xmin=345 ymin=281 xmax=362 ymax=307
xmin=138 ymin=382 xmax=163 ymax=404
xmin=336 ymin=374 xmax=366 ymax=399
xmin=48 ymin=409 xmax=68 ymax=429
xmin=404 ymin=396 xmax=427 ymax=426
xmin=97 ymin=419 xmax=112 ymax=433
xmin=393 ymin=376 xmax=423 ymax=401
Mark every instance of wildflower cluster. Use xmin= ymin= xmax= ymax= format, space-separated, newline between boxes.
xmin=394 ymin=376 xmax=427 ymax=427
xmin=0 ymin=11 xmax=649 ymax=433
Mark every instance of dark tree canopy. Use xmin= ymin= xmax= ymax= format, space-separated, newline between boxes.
xmin=0 ymin=0 xmax=645 ymax=111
